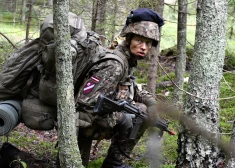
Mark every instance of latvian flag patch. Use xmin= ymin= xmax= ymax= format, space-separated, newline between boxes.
xmin=83 ymin=76 xmax=100 ymax=95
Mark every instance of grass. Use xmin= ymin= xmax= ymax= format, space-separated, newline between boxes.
xmin=1 ymin=6 xmax=235 ymax=167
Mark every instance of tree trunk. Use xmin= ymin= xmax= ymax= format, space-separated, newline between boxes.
xmin=91 ymin=0 xmax=107 ymax=36
xmin=172 ymin=0 xmax=188 ymax=106
xmin=91 ymin=0 xmax=97 ymax=31
xmin=96 ymin=0 xmax=106 ymax=35
xmin=226 ymin=121 xmax=235 ymax=167
xmin=12 ymin=0 xmax=17 ymax=25
xmin=21 ymin=0 xmax=26 ymax=24
xmin=25 ymin=0 xmax=33 ymax=44
xmin=176 ymin=0 xmax=228 ymax=167
xmin=8 ymin=0 xmax=15 ymax=12
xmin=110 ymin=0 xmax=118 ymax=41
xmin=139 ymin=0 xmax=155 ymax=8
xmin=146 ymin=1 xmax=164 ymax=94
xmin=53 ymin=0 xmax=83 ymax=167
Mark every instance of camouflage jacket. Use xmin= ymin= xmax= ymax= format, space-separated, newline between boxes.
xmin=75 ymin=45 xmax=156 ymax=128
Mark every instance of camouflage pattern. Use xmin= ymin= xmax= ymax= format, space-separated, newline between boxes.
xmin=75 ymin=45 xmax=156 ymax=128
xmin=76 ymin=42 xmax=158 ymax=167
xmin=120 ymin=21 xmax=160 ymax=41
xmin=76 ymin=59 xmax=124 ymax=128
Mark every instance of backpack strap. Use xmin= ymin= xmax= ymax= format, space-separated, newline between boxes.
xmin=101 ymin=49 xmax=129 ymax=82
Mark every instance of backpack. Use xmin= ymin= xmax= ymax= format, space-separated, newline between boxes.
xmin=0 ymin=13 xmax=129 ymax=131
xmin=38 ymin=31 xmax=129 ymax=106
xmin=0 ymin=38 xmax=42 ymax=100
xmin=26 ymin=15 xmax=129 ymax=130
xmin=0 ymin=12 xmax=87 ymax=101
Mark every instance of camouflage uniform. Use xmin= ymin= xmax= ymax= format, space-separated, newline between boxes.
xmin=75 ymin=44 xmax=156 ymax=129
xmin=76 ymin=8 xmax=164 ymax=168
xmin=75 ymin=45 xmax=157 ymax=167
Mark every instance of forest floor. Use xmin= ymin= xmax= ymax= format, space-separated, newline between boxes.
xmin=0 ymin=123 xmax=59 ymax=167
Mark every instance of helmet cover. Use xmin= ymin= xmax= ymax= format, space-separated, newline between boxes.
xmin=120 ymin=8 xmax=164 ymax=42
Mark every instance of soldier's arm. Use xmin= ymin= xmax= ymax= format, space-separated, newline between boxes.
xmin=76 ymin=59 xmax=124 ymax=109
xmin=133 ymin=86 xmax=156 ymax=106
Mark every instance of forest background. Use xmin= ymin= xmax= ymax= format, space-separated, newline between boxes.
xmin=0 ymin=0 xmax=235 ymax=167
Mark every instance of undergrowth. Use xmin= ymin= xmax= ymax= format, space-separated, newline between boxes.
xmin=0 ymin=7 xmax=235 ymax=167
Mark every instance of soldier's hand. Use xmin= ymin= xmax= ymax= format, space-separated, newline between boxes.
xmin=116 ymin=112 xmax=135 ymax=131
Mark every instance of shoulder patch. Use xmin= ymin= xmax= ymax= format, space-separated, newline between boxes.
xmin=83 ymin=76 xmax=100 ymax=95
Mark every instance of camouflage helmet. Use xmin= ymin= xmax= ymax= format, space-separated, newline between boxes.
xmin=120 ymin=21 xmax=160 ymax=41
xmin=120 ymin=8 xmax=164 ymax=42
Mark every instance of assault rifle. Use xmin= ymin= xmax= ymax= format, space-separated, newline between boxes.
xmin=94 ymin=95 xmax=175 ymax=140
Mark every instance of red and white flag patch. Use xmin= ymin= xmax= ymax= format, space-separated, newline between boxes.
xmin=83 ymin=76 xmax=100 ymax=95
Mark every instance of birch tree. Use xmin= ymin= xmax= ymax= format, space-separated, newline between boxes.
xmin=176 ymin=0 xmax=228 ymax=167
xmin=53 ymin=0 xmax=83 ymax=167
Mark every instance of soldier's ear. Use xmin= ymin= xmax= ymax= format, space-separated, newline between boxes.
xmin=125 ymin=33 xmax=134 ymax=46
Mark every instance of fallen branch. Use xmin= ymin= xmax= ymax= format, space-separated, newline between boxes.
xmin=156 ymin=81 xmax=173 ymax=88
xmin=0 ymin=32 xmax=18 ymax=49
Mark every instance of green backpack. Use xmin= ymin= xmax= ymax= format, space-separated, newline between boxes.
xmin=38 ymin=31 xmax=129 ymax=106
xmin=0 ymin=13 xmax=88 ymax=130
xmin=0 ymin=13 xmax=129 ymax=131
xmin=31 ymin=31 xmax=129 ymax=130
xmin=0 ymin=39 xmax=42 ymax=100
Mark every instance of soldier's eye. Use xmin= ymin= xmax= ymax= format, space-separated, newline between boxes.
xmin=136 ymin=39 xmax=142 ymax=44
xmin=146 ymin=41 xmax=152 ymax=47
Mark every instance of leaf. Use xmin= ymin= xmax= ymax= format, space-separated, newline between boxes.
xmin=10 ymin=159 xmax=27 ymax=168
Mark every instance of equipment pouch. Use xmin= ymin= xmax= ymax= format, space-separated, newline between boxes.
xmin=21 ymin=97 xmax=56 ymax=130
xmin=41 ymin=41 xmax=56 ymax=78
xmin=39 ymin=77 xmax=57 ymax=106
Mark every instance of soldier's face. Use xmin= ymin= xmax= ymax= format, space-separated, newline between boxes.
xmin=129 ymin=35 xmax=152 ymax=58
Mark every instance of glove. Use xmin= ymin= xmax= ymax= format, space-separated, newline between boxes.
xmin=146 ymin=99 xmax=159 ymax=126
xmin=116 ymin=112 xmax=135 ymax=135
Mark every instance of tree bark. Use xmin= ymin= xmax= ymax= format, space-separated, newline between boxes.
xmin=176 ymin=0 xmax=228 ymax=167
xmin=110 ymin=0 xmax=118 ymax=41
xmin=25 ymin=0 xmax=33 ymax=44
xmin=172 ymin=0 xmax=188 ymax=106
xmin=21 ymin=0 xmax=26 ymax=24
xmin=91 ymin=0 xmax=107 ymax=36
xmin=53 ymin=1 xmax=83 ymax=167
xmin=146 ymin=1 xmax=164 ymax=94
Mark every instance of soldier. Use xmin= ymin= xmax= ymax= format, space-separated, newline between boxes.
xmin=75 ymin=8 xmax=164 ymax=168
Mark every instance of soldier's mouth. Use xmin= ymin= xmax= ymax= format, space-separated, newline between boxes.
xmin=137 ymin=52 xmax=145 ymax=57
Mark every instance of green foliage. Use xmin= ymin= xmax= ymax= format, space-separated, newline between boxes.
xmin=0 ymin=2 xmax=235 ymax=168
xmin=162 ymin=165 xmax=175 ymax=168
xmin=162 ymin=122 xmax=180 ymax=164
xmin=10 ymin=159 xmax=27 ymax=168
xmin=1 ymin=12 xmax=14 ymax=21
xmin=88 ymin=158 xmax=104 ymax=168
xmin=219 ymin=72 xmax=235 ymax=147
xmin=3 ymin=129 xmax=58 ymax=167
xmin=220 ymin=73 xmax=235 ymax=108
xmin=157 ymin=72 xmax=175 ymax=83
xmin=134 ymin=60 xmax=149 ymax=83
xmin=224 ymin=41 xmax=235 ymax=70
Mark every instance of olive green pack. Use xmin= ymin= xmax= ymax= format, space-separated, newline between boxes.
xmin=39 ymin=31 xmax=129 ymax=106
xmin=0 ymin=13 xmax=129 ymax=131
